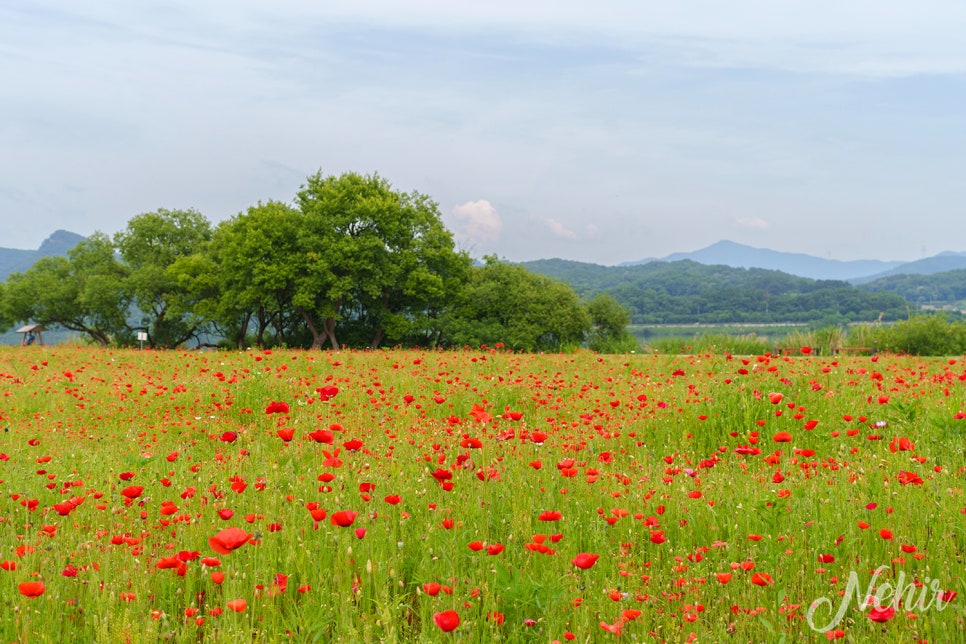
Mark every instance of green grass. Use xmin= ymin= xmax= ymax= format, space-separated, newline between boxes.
xmin=0 ymin=346 xmax=962 ymax=641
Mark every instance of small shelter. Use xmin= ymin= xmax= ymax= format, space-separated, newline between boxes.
xmin=16 ymin=324 xmax=45 ymax=346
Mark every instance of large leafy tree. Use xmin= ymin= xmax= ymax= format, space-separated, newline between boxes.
xmin=209 ymin=201 xmax=305 ymax=348
xmin=114 ymin=208 xmax=213 ymax=348
xmin=0 ymin=233 xmax=129 ymax=346
xmin=446 ymin=257 xmax=592 ymax=351
xmin=295 ymin=171 xmax=471 ymax=349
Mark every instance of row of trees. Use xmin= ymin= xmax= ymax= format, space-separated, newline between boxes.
xmin=0 ymin=172 xmax=636 ymax=352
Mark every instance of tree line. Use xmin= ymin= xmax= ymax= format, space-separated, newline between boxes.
xmin=858 ymin=269 xmax=966 ymax=310
xmin=0 ymin=172 xmax=635 ymax=352
xmin=523 ymin=258 xmax=910 ymax=325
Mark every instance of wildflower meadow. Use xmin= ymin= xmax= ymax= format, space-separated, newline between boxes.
xmin=0 ymin=346 xmax=963 ymax=642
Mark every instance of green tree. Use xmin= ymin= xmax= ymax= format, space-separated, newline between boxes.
xmin=114 ymin=208 xmax=213 ymax=348
xmin=586 ymin=293 xmax=638 ymax=353
xmin=0 ymin=233 xmax=129 ymax=346
xmin=295 ymin=171 xmax=471 ymax=349
xmin=446 ymin=257 xmax=591 ymax=351
xmin=209 ymin=202 xmax=305 ymax=348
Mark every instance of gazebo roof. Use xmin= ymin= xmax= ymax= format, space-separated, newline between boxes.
xmin=15 ymin=324 xmax=45 ymax=333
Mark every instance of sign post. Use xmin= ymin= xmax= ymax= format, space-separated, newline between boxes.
xmin=137 ymin=332 xmax=148 ymax=349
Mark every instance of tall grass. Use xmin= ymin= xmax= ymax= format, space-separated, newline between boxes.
xmin=0 ymin=346 xmax=961 ymax=642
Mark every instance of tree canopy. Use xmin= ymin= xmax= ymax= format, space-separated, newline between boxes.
xmin=445 ymin=257 xmax=592 ymax=352
xmin=2 ymin=171 xmax=602 ymax=351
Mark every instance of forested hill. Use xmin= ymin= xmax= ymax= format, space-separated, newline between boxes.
xmin=857 ymin=269 xmax=966 ymax=308
xmin=521 ymin=258 xmax=909 ymax=325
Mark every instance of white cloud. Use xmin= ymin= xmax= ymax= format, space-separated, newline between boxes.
xmin=539 ymin=216 xmax=578 ymax=240
xmin=735 ymin=216 xmax=769 ymax=230
xmin=450 ymin=199 xmax=503 ymax=244
xmin=585 ymin=223 xmax=600 ymax=238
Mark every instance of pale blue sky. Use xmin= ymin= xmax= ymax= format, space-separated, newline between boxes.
xmin=3 ymin=1 xmax=965 ymax=265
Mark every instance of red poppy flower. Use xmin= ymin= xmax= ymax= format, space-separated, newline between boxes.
xmin=53 ymin=500 xmax=78 ymax=516
xmin=600 ymin=621 xmax=623 ymax=635
xmin=18 ymin=581 xmax=45 ymax=597
xmin=715 ymin=572 xmax=732 ymax=584
xmin=208 ymin=527 xmax=253 ymax=555
xmin=768 ymin=392 xmax=784 ymax=405
xmin=431 ymin=468 xmax=452 ymax=482
xmin=486 ymin=543 xmax=505 ymax=555
xmin=277 ymin=428 xmax=295 ymax=442
xmin=330 ymin=511 xmax=358 ymax=527
xmin=307 ymin=429 xmax=334 ymax=444
xmin=121 ymin=485 xmax=144 ymax=499
xmin=433 ymin=610 xmax=460 ymax=632
xmin=751 ymin=572 xmax=773 ymax=586
xmin=265 ymin=401 xmax=289 ymax=414
xmin=467 ymin=541 xmax=484 ymax=552
xmin=220 ymin=432 xmax=237 ymax=443
xmin=867 ymin=605 xmax=894 ymax=622
xmin=889 ymin=437 xmax=914 ymax=452
xmin=226 ymin=599 xmax=247 ymax=613
xmin=384 ymin=495 xmax=401 ymax=505
xmin=316 ymin=385 xmax=339 ymax=401
xmin=539 ymin=510 xmax=562 ymax=521
xmin=572 ymin=553 xmax=599 ymax=569
xmin=896 ymin=471 xmax=923 ymax=486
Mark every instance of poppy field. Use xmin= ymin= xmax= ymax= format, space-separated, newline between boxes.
xmin=0 ymin=346 xmax=963 ymax=642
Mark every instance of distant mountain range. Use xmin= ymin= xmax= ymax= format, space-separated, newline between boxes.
xmin=0 ymin=230 xmax=86 ymax=281
xmin=622 ymin=240 xmax=966 ymax=282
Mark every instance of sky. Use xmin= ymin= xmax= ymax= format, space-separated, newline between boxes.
xmin=2 ymin=1 xmax=966 ymax=266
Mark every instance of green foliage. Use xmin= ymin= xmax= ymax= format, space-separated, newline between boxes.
xmin=860 ymin=314 xmax=966 ymax=356
xmin=445 ymin=257 xmax=591 ymax=351
xmin=114 ymin=208 xmax=213 ymax=348
xmin=859 ymin=268 xmax=966 ymax=307
xmin=294 ymin=171 xmax=471 ymax=349
xmin=523 ymin=259 xmax=909 ymax=325
xmin=586 ymin=293 xmax=639 ymax=353
xmin=209 ymin=201 xmax=305 ymax=348
xmin=0 ymin=233 xmax=129 ymax=345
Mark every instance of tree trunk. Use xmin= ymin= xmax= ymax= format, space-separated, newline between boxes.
xmin=370 ymin=327 xmax=385 ymax=350
xmin=298 ymin=308 xmax=326 ymax=349
xmin=236 ymin=312 xmax=251 ymax=349
xmin=323 ymin=317 xmax=340 ymax=350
